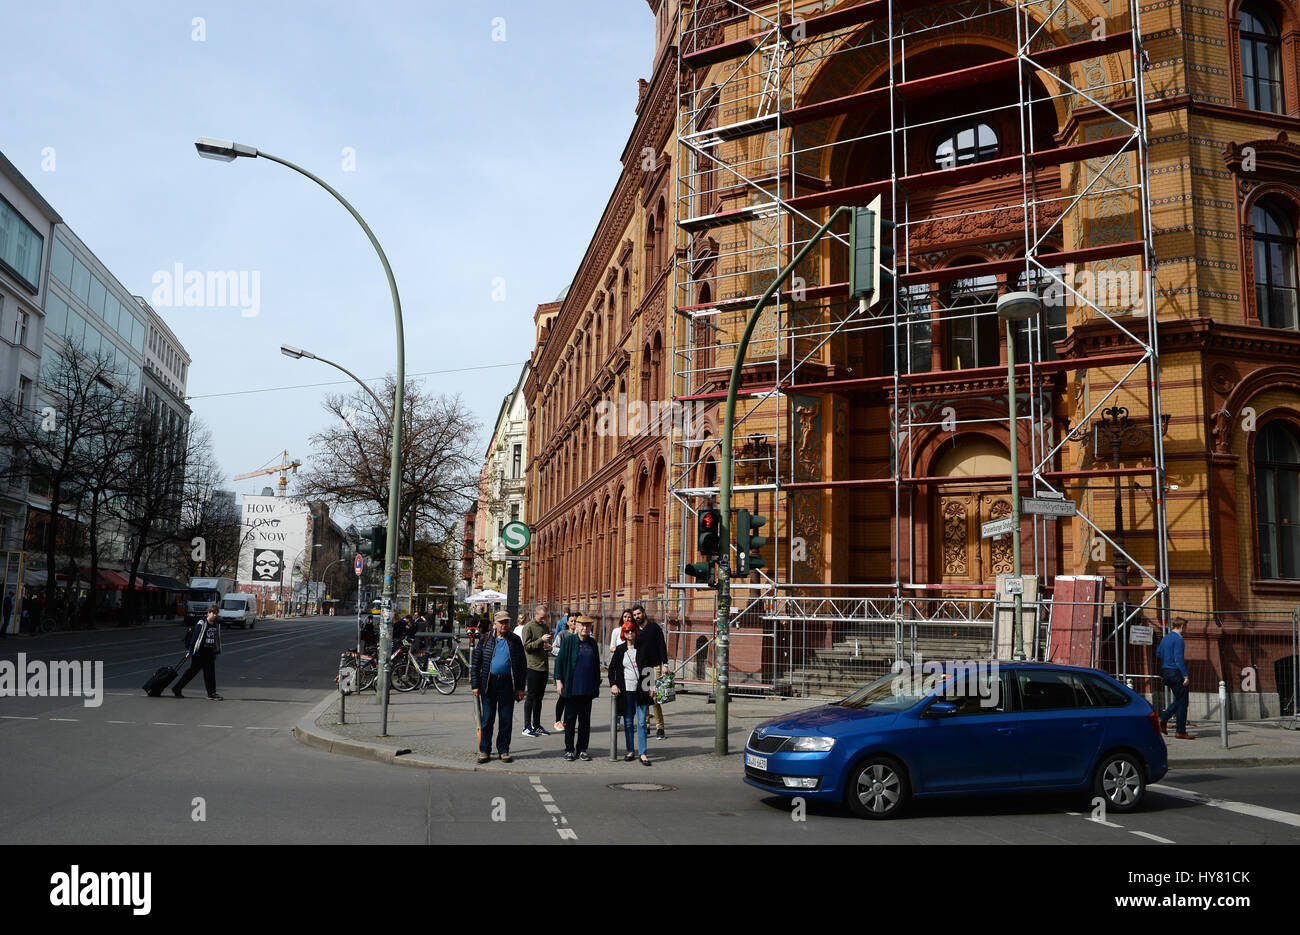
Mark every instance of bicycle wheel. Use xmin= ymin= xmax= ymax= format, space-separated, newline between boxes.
xmin=433 ymin=659 xmax=457 ymax=695
xmin=390 ymin=657 xmax=421 ymax=693
xmin=357 ymin=658 xmax=377 ymax=692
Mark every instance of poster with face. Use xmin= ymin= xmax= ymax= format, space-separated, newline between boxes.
xmin=237 ymin=495 xmax=311 ymax=591
xmin=252 ymin=549 xmax=284 ymax=582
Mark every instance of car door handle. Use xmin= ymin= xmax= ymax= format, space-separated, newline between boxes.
xmin=1081 ymin=721 xmax=1101 ymax=729
xmin=996 ymin=727 xmax=1015 ymax=734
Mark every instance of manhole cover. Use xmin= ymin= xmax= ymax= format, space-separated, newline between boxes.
xmin=606 ymin=782 xmax=677 ymax=792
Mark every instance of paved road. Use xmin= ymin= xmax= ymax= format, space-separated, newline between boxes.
xmin=3 ymin=617 xmax=1299 ymax=845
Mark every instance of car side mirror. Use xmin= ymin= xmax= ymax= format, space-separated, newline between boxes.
xmin=926 ymin=701 xmax=958 ymax=717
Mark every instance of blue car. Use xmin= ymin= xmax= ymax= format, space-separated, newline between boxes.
xmin=743 ymin=661 xmax=1168 ymax=819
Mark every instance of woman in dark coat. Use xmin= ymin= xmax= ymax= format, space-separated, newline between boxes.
xmin=609 ymin=623 xmax=654 ymax=765
xmin=552 ymin=615 xmax=601 ymax=760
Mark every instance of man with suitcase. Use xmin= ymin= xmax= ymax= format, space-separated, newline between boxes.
xmin=174 ymin=604 xmax=223 ymax=700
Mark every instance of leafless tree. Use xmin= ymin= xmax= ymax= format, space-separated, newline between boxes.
xmin=177 ymin=421 xmax=239 ymax=580
xmin=296 ymin=377 xmax=482 ymax=549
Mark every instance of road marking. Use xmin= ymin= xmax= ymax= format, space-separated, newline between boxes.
xmin=106 ymin=720 xmax=135 ymax=724
xmin=247 ymin=726 xmax=278 ymax=731
xmin=1130 ymin=830 xmax=1175 ymax=844
xmin=151 ymin=722 xmax=182 ymax=726
xmin=198 ymin=724 xmax=233 ymax=729
xmin=1 ymin=715 xmax=38 ymax=720
xmin=48 ymin=718 xmax=79 ymax=722
xmin=1153 ymin=783 xmax=1300 ymax=829
xmin=529 ymin=776 xmax=576 ymax=840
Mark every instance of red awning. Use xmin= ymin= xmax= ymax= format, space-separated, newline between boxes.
xmin=95 ymin=570 xmax=157 ymax=591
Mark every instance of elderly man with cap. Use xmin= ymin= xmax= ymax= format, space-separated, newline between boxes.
xmin=470 ymin=610 xmax=528 ymax=763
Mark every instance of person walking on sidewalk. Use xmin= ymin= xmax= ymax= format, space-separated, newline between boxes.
xmin=551 ymin=606 xmax=572 ymax=731
xmin=471 ymin=610 xmax=527 ymax=763
xmin=553 ymin=615 xmax=600 ymax=761
xmin=1 ymin=591 xmax=13 ymax=638
xmin=1156 ymin=617 xmax=1192 ymax=739
xmin=632 ymin=604 xmax=669 ymax=739
xmin=521 ymin=605 xmax=552 ymax=737
xmin=174 ymin=604 xmax=223 ymax=700
xmin=609 ymin=622 xmax=654 ymax=766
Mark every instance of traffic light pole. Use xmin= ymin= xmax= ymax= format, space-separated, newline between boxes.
xmin=715 ymin=205 xmax=853 ymax=756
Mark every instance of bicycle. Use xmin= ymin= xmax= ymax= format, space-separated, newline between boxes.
xmin=441 ymin=630 xmax=476 ymax=681
xmin=391 ymin=638 xmax=456 ymax=694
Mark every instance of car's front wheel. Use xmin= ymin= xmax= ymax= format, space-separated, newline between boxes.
xmin=1093 ymin=751 xmax=1146 ymax=812
xmin=846 ymin=756 xmax=909 ymax=819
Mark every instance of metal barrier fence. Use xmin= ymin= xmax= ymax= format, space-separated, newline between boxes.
xmin=511 ymin=594 xmax=1300 ymax=713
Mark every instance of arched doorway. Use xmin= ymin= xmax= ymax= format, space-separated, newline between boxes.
xmin=933 ymin=439 xmax=1014 ymax=593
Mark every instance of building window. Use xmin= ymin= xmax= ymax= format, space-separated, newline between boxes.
xmin=934 ymin=121 xmax=999 ymax=169
xmin=510 ymin=503 xmax=519 ymax=523
xmin=946 ymin=271 xmax=999 ymax=369
xmin=1241 ymin=5 xmax=1284 ymax=113
xmin=17 ymin=376 xmax=32 ymax=414
xmin=512 ymin=443 xmax=522 ymax=479
xmin=0 ymin=194 xmax=44 ymax=290
xmin=884 ymin=278 xmax=933 ymax=373
xmin=1256 ymin=421 xmax=1300 ymax=578
xmin=1253 ymin=201 xmax=1298 ymax=329
xmin=13 ymin=309 xmax=28 ymax=348
xmin=1014 ymin=266 xmax=1069 ymax=361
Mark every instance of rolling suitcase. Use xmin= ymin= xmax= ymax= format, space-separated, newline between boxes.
xmin=144 ymin=656 xmax=188 ymax=697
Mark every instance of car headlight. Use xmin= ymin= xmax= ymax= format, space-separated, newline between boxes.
xmin=784 ymin=736 xmax=835 ymax=753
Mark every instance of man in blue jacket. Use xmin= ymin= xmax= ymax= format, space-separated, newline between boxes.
xmin=1156 ymin=617 xmax=1191 ymax=739
xmin=471 ymin=610 xmax=527 ymax=763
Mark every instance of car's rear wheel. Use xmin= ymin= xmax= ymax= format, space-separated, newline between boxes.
xmin=1094 ymin=751 xmax=1146 ymax=812
xmin=846 ymin=756 xmax=909 ymax=819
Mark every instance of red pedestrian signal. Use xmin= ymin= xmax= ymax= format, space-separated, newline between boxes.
xmin=697 ymin=508 xmax=722 ymax=556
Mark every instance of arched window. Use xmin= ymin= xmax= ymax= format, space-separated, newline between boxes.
xmin=694 ymin=283 xmax=715 ymax=372
xmin=1254 ymin=200 xmax=1298 ymax=329
xmin=655 ymin=196 xmax=668 ymax=271
xmin=946 ymin=268 xmax=999 ymax=369
xmin=934 ymin=121 xmax=999 ymax=169
xmin=1241 ymin=5 xmax=1283 ymax=113
xmin=1256 ymin=420 xmax=1300 ymax=578
xmin=645 ymin=210 xmax=658 ymax=277
xmin=620 ymin=269 xmax=631 ymax=332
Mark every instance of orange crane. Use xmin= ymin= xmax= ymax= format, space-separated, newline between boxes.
xmin=234 ymin=450 xmax=302 ymax=496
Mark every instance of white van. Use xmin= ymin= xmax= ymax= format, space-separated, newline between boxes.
xmin=218 ymin=593 xmax=258 ymax=630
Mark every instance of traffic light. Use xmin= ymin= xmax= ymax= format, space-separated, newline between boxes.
xmin=358 ymin=525 xmax=386 ymax=566
xmin=849 ymin=194 xmax=896 ymax=307
xmin=736 ymin=509 xmax=768 ymax=576
xmin=686 ymin=561 xmax=711 ymax=583
xmin=697 ymin=508 xmax=722 ymax=556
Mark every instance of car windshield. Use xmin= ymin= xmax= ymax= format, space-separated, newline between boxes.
xmin=221 ymin=599 xmax=243 ymax=610
xmin=838 ymin=667 xmax=947 ymax=711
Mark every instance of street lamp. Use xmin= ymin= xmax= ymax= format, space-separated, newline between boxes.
xmin=996 ymin=290 xmax=1041 ymax=660
xmin=199 ymin=137 xmax=406 ymax=735
xmin=280 ymin=344 xmax=386 ymax=412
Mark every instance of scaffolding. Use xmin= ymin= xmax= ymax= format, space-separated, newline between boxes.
xmin=670 ymin=0 xmax=1168 ymax=695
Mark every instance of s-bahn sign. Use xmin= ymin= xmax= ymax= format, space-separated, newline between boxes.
xmin=502 ymin=521 xmax=531 ymax=554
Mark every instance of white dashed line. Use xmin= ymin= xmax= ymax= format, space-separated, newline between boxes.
xmin=0 ymin=715 xmax=38 ymax=720
xmin=1153 ymin=783 xmax=1300 ymax=829
xmin=198 ymin=724 xmax=233 ymax=729
xmin=246 ymin=727 xmax=278 ymax=731
xmin=106 ymin=720 xmax=135 ymax=724
xmin=529 ymin=775 xmax=576 ymax=840
xmin=1130 ymin=830 xmax=1175 ymax=844
xmin=151 ymin=722 xmax=182 ymax=726
xmin=48 ymin=718 xmax=79 ymax=722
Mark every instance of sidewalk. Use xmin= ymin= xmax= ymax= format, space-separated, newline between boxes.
xmin=294 ymin=688 xmax=1300 ymax=775
xmin=1 ymin=615 xmax=184 ymax=638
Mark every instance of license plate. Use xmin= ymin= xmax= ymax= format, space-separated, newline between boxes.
xmin=745 ymin=753 xmax=767 ymax=770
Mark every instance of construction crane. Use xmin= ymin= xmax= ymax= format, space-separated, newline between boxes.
xmin=233 ymin=450 xmax=302 ymax=497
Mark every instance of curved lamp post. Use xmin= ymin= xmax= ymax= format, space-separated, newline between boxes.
xmin=198 ymin=138 xmax=405 ymax=734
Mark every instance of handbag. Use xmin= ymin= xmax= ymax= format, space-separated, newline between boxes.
xmin=653 ymin=672 xmax=676 ymax=704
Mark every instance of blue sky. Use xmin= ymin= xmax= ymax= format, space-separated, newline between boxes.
xmin=1 ymin=0 xmax=652 ymax=524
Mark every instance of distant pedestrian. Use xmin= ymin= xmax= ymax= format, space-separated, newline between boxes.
xmin=632 ymin=604 xmax=669 ymax=739
xmin=470 ymin=610 xmax=527 ymax=763
xmin=1 ymin=591 xmax=13 ymax=638
xmin=521 ymin=605 xmax=552 ymax=737
xmin=552 ymin=615 xmax=600 ymax=761
xmin=551 ymin=606 xmax=572 ymax=730
xmin=1156 ymin=617 xmax=1192 ymax=739
xmin=609 ymin=623 xmax=654 ymax=766
xmin=514 ymin=612 xmax=527 ymax=641
xmin=174 ymin=604 xmax=223 ymax=700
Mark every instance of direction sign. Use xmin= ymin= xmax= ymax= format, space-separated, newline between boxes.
xmin=354 ymin=554 xmax=364 ymax=576
xmin=1022 ymin=497 xmax=1077 ymax=517
xmin=981 ymin=517 xmax=1015 ymax=539
xmin=502 ymin=520 xmax=531 ymax=553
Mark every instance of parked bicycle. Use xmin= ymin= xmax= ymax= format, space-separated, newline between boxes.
xmin=390 ymin=638 xmax=456 ymax=695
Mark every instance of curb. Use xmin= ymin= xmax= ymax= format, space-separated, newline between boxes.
xmin=1168 ymin=756 xmax=1300 ymax=769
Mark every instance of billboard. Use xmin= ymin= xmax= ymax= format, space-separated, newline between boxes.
xmin=237 ymin=496 xmax=311 ymax=605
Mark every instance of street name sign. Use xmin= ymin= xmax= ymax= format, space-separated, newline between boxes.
xmin=1022 ymin=497 xmax=1077 ymax=517
xmin=981 ymin=517 xmax=1015 ymax=539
